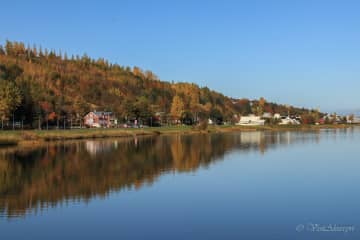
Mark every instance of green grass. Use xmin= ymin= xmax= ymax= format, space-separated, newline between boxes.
xmin=13 ymin=126 xmax=194 ymax=142
xmin=0 ymin=124 xmax=355 ymax=147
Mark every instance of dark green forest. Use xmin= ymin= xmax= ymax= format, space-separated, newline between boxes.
xmin=0 ymin=40 xmax=317 ymax=128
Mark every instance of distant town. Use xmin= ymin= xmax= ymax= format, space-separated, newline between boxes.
xmin=82 ymin=110 xmax=360 ymax=129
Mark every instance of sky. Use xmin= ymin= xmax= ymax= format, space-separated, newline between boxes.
xmin=1 ymin=0 xmax=360 ymax=113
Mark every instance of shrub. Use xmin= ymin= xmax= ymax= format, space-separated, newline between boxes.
xmin=192 ymin=120 xmax=208 ymax=131
xmin=21 ymin=132 xmax=39 ymax=141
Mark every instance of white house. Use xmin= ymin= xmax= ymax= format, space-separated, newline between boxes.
xmin=262 ymin=112 xmax=273 ymax=119
xmin=347 ymin=115 xmax=360 ymax=124
xmin=274 ymin=113 xmax=281 ymax=119
xmin=279 ymin=116 xmax=300 ymax=125
xmin=236 ymin=115 xmax=265 ymax=126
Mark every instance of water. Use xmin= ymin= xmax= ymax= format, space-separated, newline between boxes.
xmin=0 ymin=128 xmax=360 ymax=239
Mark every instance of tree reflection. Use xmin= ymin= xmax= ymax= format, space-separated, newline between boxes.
xmin=0 ymin=131 xmax=322 ymax=218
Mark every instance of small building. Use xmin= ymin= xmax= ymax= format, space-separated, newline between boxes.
xmin=347 ymin=115 xmax=360 ymax=124
xmin=279 ymin=116 xmax=300 ymax=125
xmin=84 ymin=111 xmax=117 ymax=128
xmin=273 ymin=113 xmax=281 ymax=119
xmin=318 ymin=118 xmax=325 ymax=124
xmin=236 ymin=115 xmax=265 ymax=126
xmin=325 ymin=114 xmax=343 ymax=124
xmin=262 ymin=112 xmax=273 ymax=119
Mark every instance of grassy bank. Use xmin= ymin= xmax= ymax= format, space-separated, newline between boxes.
xmin=0 ymin=124 xmax=356 ymax=147
xmin=0 ymin=126 xmax=193 ymax=146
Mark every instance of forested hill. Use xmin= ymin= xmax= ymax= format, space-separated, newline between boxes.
xmin=0 ymin=41 xmax=317 ymax=127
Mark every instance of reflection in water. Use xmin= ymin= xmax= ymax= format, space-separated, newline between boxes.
xmin=0 ymin=130 xmax=340 ymax=218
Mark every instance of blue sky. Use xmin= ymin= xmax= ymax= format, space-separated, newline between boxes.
xmin=1 ymin=0 xmax=360 ymax=112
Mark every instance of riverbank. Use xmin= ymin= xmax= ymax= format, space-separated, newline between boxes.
xmin=211 ymin=124 xmax=354 ymax=132
xmin=0 ymin=124 xmax=356 ymax=147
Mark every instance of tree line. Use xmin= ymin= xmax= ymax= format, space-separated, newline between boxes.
xmin=0 ymin=40 xmax=319 ymax=129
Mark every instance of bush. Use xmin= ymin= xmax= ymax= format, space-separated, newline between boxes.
xmin=192 ymin=120 xmax=208 ymax=131
xmin=21 ymin=131 xmax=39 ymax=141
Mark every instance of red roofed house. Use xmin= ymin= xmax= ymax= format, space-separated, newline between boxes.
xmin=84 ymin=111 xmax=116 ymax=128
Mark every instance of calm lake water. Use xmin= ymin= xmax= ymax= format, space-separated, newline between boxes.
xmin=1 ymin=128 xmax=360 ymax=239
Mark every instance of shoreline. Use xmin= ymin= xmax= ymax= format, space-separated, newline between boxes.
xmin=0 ymin=124 xmax=356 ymax=147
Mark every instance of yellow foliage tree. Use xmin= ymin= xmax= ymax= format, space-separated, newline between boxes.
xmin=258 ymin=97 xmax=266 ymax=116
xmin=0 ymin=81 xmax=22 ymax=121
xmin=170 ymin=95 xmax=185 ymax=121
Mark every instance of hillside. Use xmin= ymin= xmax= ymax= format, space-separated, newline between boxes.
xmin=0 ymin=41 xmax=318 ymax=128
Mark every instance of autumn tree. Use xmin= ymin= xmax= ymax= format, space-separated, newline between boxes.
xmin=210 ymin=108 xmax=223 ymax=124
xmin=170 ymin=95 xmax=185 ymax=123
xmin=189 ymin=87 xmax=200 ymax=122
xmin=144 ymin=70 xmax=158 ymax=81
xmin=133 ymin=66 xmax=144 ymax=78
xmin=0 ymin=81 xmax=22 ymax=123
xmin=234 ymin=98 xmax=251 ymax=115
xmin=0 ymin=46 xmax=5 ymax=55
xmin=258 ymin=97 xmax=266 ymax=116
xmin=134 ymin=96 xmax=153 ymax=123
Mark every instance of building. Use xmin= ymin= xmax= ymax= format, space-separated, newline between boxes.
xmin=84 ymin=111 xmax=117 ymax=128
xmin=262 ymin=112 xmax=273 ymax=119
xmin=273 ymin=113 xmax=281 ymax=119
xmin=154 ymin=112 xmax=166 ymax=126
xmin=279 ymin=116 xmax=301 ymax=125
xmin=347 ymin=115 xmax=360 ymax=124
xmin=324 ymin=114 xmax=344 ymax=124
xmin=236 ymin=115 xmax=265 ymax=126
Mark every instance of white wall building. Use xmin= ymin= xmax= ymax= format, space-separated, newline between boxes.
xmin=236 ymin=115 xmax=265 ymax=126
xmin=347 ymin=115 xmax=360 ymax=124
xmin=274 ymin=113 xmax=281 ymax=119
xmin=279 ymin=116 xmax=300 ymax=125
